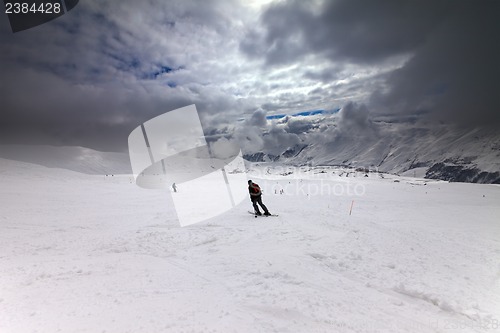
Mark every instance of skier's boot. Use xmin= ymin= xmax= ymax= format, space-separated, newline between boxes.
xmin=264 ymin=211 xmax=271 ymax=216
xmin=255 ymin=211 xmax=262 ymax=216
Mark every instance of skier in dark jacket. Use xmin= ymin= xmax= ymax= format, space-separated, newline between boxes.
xmin=248 ymin=180 xmax=271 ymax=216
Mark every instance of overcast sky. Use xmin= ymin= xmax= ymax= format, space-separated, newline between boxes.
xmin=0 ymin=0 xmax=498 ymax=152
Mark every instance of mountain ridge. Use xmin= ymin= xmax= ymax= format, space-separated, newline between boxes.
xmin=1 ymin=123 xmax=499 ymax=183
xmin=243 ymin=123 xmax=500 ymax=184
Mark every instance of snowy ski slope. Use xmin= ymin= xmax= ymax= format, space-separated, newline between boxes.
xmin=0 ymin=159 xmax=499 ymax=332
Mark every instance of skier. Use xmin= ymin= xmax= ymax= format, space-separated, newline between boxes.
xmin=248 ymin=180 xmax=271 ymax=216
xmin=172 ymin=182 xmax=177 ymax=192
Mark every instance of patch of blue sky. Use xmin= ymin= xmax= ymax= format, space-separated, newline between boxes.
xmin=293 ymin=110 xmax=324 ymax=117
xmin=266 ymin=109 xmax=340 ymax=120
xmin=144 ymin=65 xmax=184 ymax=80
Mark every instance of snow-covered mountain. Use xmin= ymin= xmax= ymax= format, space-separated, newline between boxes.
xmin=1 ymin=119 xmax=498 ymax=184
xmin=0 ymin=144 xmax=132 ymax=175
xmin=243 ymin=120 xmax=500 ymax=184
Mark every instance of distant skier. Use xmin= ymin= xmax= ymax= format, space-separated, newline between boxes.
xmin=248 ymin=180 xmax=271 ymax=216
xmin=172 ymin=182 xmax=177 ymax=193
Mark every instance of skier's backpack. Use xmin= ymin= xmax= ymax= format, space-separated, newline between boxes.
xmin=250 ymin=183 xmax=261 ymax=195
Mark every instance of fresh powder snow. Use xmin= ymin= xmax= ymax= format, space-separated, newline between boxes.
xmin=0 ymin=159 xmax=499 ymax=332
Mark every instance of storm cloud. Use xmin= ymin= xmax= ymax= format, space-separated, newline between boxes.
xmin=0 ymin=0 xmax=256 ymax=152
xmin=241 ymin=0 xmax=500 ymax=126
xmin=0 ymin=0 xmax=498 ymax=155
xmin=372 ymin=1 xmax=500 ymax=126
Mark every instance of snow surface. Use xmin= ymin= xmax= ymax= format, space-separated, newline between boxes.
xmin=1 ymin=159 xmax=499 ymax=332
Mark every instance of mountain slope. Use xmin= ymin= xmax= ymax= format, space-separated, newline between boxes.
xmin=0 ymin=144 xmax=131 ymax=175
xmin=1 ymin=120 xmax=498 ymax=183
xmin=244 ymin=122 xmax=500 ymax=184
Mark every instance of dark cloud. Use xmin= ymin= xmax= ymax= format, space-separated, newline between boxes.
xmin=2 ymin=0 xmax=498 ymax=158
xmin=262 ymin=125 xmax=300 ymax=155
xmin=371 ymin=1 xmax=500 ymax=126
xmin=235 ymin=102 xmax=377 ymax=157
xmin=308 ymin=103 xmax=377 ymax=149
xmin=241 ymin=0 xmax=454 ymax=65
xmin=0 ymin=0 xmax=249 ymax=152
xmin=282 ymin=116 xmax=318 ymax=134
xmin=235 ymin=109 xmax=306 ymax=155
xmin=337 ymin=102 xmax=374 ymax=134
xmin=248 ymin=108 xmax=268 ymax=127
xmin=0 ymin=65 xmax=193 ymax=151
xmin=241 ymin=0 xmax=500 ymax=127
xmin=303 ymin=69 xmax=340 ymax=84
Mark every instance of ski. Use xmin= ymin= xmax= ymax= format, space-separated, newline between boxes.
xmin=248 ymin=211 xmax=279 ymax=217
